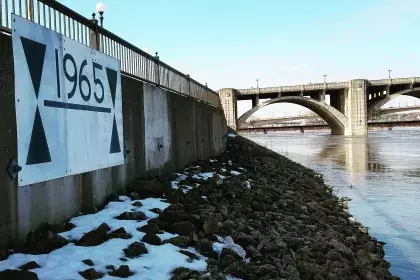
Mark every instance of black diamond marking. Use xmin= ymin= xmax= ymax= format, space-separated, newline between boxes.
xmin=106 ymin=67 xmax=117 ymax=106
xmin=26 ymin=107 xmax=51 ymax=165
xmin=110 ymin=117 xmax=121 ymax=154
xmin=20 ymin=37 xmax=46 ymax=98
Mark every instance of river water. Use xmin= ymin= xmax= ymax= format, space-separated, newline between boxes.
xmin=245 ymin=128 xmax=420 ymax=280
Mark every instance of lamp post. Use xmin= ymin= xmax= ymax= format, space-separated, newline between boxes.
xmin=96 ymin=2 xmax=106 ymax=27
xmin=323 ymin=74 xmax=327 ymax=84
xmin=388 ymin=69 xmax=392 ymax=79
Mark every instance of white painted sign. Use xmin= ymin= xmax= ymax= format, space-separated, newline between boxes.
xmin=12 ymin=15 xmax=124 ymax=186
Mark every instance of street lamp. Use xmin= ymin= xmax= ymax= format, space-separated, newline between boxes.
xmin=388 ymin=69 xmax=392 ymax=79
xmin=96 ymin=2 xmax=106 ymax=27
xmin=323 ymin=74 xmax=327 ymax=84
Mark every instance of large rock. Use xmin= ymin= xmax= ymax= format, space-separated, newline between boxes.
xmin=328 ymin=238 xmax=354 ymax=260
xmin=257 ymin=264 xmax=277 ymax=275
xmin=171 ymin=268 xmax=201 ymax=280
xmin=0 ymin=270 xmax=38 ymax=280
xmin=179 ymin=249 xmax=200 ymax=260
xmin=79 ymin=268 xmax=104 ymax=279
xmin=129 ymin=192 xmax=141 ymax=201
xmin=82 ymin=259 xmax=94 ymax=266
xmin=123 ymin=242 xmax=148 ymax=258
xmin=116 ymin=211 xmax=147 ymax=221
xmin=108 ymin=265 xmax=134 ymax=278
xmin=203 ymin=216 xmax=219 ymax=235
xmin=19 ymin=261 xmax=41 ymax=270
xmin=220 ymin=248 xmax=243 ymax=261
xmin=159 ymin=211 xmax=201 ymax=226
xmin=137 ymin=223 xmax=160 ymax=235
xmin=162 ymin=236 xmax=192 ymax=248
xmin=75 ymin=223 xmax=110 ymax=247
xmin=141 ymin=233 xmax=161 ymax=245
xmin=246 ymin=245 xmax=262 ymax=260
xmin=169 ymin=221 xmax=196 ymax=235
xmin=132 ymin=201 xmax=143 ymax=207
xmin=25 ymin=224 xmax=69 ymax=254
xmin=356 ymin=249 xmax=371 ymax=265
xmin=107 ymin=227 xmax=132 ymax=240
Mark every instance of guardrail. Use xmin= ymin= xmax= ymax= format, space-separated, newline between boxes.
xmin=237 ymin=78 xmax=420 ymax=95
xmin=0 ymin=0 xmax=221 ymax=107
xmin=237 ymin=82 xmax=349 ymax=95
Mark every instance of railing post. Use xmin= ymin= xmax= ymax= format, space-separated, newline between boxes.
xmin=187 ymin=74 xmax=191 ymax=96
xmin=154 ymin=52 xmax=160 ymax=86
xmin=26 ymin=0 xmax=34 ymax=21
xmin=89 ymin=14 xmax=100 ymax=50
xmin=205 ymin=83 xmax=209 ymax=104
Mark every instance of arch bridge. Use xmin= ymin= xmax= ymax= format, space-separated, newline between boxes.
xmin=218 ymin=77 xmax=420 ymax=136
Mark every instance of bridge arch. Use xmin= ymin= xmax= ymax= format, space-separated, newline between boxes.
xmin=368 ymin=87 xmax=420 ymax=118
xmin=238 ymin=96 xmax=349 ymax=135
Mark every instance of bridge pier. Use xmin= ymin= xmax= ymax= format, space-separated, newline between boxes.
xmin=344 ymin=79 xmax=368 ymax=136
xmin=218 ymin=88 xmax=238 ymax=129
xmin=252 ymin=94 xmax=260 ymax=108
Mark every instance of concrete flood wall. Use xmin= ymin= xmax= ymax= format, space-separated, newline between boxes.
xmin=0 ymin=33 xmax=228 ymax=247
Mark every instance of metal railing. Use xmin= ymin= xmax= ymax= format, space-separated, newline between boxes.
xmin=0 ymin=0 xmax=221 ymax=107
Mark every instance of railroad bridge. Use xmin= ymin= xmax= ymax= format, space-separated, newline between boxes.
xmin=218 ymin=77 xmax=420 ymax=135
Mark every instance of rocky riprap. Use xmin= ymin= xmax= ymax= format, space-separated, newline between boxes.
xmin=0 ymin=134 xmax=400 ymax=280
xmin=156 ymin=135 xmax=399 ymax=280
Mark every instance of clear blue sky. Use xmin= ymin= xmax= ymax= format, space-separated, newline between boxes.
xmin=59 ymin=0 xmax=420 ymax=116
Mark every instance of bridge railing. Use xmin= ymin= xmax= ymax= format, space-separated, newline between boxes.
xmin=237 ymin=82 xmax=349 ymax=95
xmin=0 ymin=0 xmax=221 ymax=107
xmin=368 ymin=77 xmax=420 ymax=86
xmin=237 ymin=77 xmax=420 ymax=95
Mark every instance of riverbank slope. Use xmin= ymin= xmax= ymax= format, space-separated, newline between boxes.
xmin=0 ymin=134 xmax=398 ymax=280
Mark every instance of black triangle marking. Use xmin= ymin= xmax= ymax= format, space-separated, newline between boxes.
xmin=110 ymin=117 xmax=121 ymax=154
xmin=20 ymin=37 xmax=46 ymax=98
xmin=26 ymin=107 xmax=51 ymax=165
xmin=106 ymin=67 xmax=118 ymax=106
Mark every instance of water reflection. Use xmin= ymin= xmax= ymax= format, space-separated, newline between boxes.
xmin=316 ymin=136 xmax=387 ymax=176
xmin=246 ymin=129 xmax=420 ymax=280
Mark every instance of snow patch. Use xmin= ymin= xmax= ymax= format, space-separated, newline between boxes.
xmin=230 ymin=171 xmax=241 ymax=176
xmin=218 ymin=174 xmax=227 ymax=180
xmin=193 ymin=172 xmax=214 ymax=180
xmin=246 ymin=181 xmax=251 ymax=189
xmin=227 ymin=133 xmax=237 ymax=138
xmin=215 ymin=236 xmax=247 ymax=260
xmin=227 ymin=275 xmax=243 ymax=280
xmin=0 ymin=197 xmax=207 ymax=280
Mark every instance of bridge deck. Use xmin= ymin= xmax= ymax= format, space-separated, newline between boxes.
xmin=237 ymin=77 xmax=420 ymax=95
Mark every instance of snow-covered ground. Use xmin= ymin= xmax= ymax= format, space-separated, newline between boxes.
xmin=0 ymin=196 xmax=206 ymax=280
xmin=0 ymin=161 xmax=248 ymax=280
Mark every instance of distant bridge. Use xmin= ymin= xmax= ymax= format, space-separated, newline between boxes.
xmin=219 ymin=77 xmax=420 ymax=135
xmin=237 ymin=120 xmax=420 ymax=134
xmin=247 ymin=106 xmax=420 ymax=127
